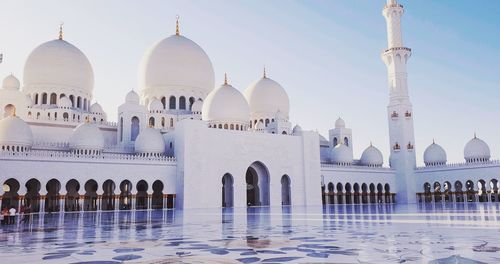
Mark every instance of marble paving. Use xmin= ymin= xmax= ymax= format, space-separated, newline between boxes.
xmin=1 ymin=203 xmax=500 ymax=263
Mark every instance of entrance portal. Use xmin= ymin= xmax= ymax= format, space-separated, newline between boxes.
xmin=222 ymin=174 xmax=234 ymax=208
xmin=246 ymin=162 xmax=270 ymax=207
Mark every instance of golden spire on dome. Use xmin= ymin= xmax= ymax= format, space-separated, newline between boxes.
xmin=224 ymin=73 xmax=228 ymax=85
xmin=12 ymin=108 xmax=16 ymax=117
xmin=175 ymin=15 xmax=180 ymax=36
xmin=58 ymin=23 xmax=64 ymax=40
xmin=263 ymin=66 xmax=267 ymax=78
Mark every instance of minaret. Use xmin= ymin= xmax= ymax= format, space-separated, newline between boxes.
xmin=381 ymin=0 xmax=416 ymax=203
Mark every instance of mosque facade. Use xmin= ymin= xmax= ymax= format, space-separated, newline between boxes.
xmin=0 ymin=0 xmax=499 ymax=213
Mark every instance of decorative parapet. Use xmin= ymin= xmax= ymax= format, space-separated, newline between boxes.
xmin=416 ymin=159 xmax=500 ymax=171
xmin=26 ymin=113 xmax=118 ymax=128
xmin=33 ymin=141 xmax=70 ymax=150
xmin=0 ymin=149 xmax=176 ymax=164
xmin=321 ymin=163 xmax=393 ymax=172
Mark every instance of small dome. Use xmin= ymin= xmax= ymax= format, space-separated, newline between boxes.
xmin=292 ymin=125 xmax=302 ymax=135
xmin=0 ymin=115 xmax=33 ymax=149
xmin=2 ymin=75 xmax=20 ymax=90
xmin=90 ymin=102 xmax=104 ymax=114
xmin=464 ymin=135 xmax=490 ymax=163
xmin=58 ymin=96 xmax=72 ymax=108
xmin=69 ymin=123 xmax=105 ymax=151
xmin=191 ymin=99 xmax=203 ymax=113
xmin=244 ymin=75 xmax=289 ymax=119
xmin=139 ymin=34 xmax=215 ymax=96
xmin=148 ymin=98 xmax=163 ymax=112
xmin=330 ymin=143 xmax=353 ymax=165
xmin=202 ymin=81 xmax=250 ymax=124
xmin=424 ymin=141 xmax=447 ymax=166
xmin=135 ymin=127 xmax=165 ymax=154
xmin=360 ymin=144 xmax=384 ymax=167
xmin=23 ymin=39 xmax=94 ymax=94
xmin=125 ymin=90 xmax=140 ymax=104
xmin=335 ymin=117 xmax=345 ymax=128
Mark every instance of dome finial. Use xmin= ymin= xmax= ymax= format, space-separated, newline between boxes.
xmin=58 ymin=22 xmax=64 ymax=40
xmin=175 ymin=15 xmax=180 ymax=36
xmin=224 ymin=73 xmax=228 ymax=85
xmin=432 ymin=138 xmax=435 ymax=144
xmin=263 ymin=66 xmax=267 ymax=78
xmin=370 ymin=141 xmax=373 ymax=147
xmin=12 ymin=107 xmax=16 ymax=117
xmin=474 ymin=132 xmax=477 ymax=139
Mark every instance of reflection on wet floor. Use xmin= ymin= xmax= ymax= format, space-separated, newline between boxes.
xmin=1 ymin=203 xmax=499 ymax=263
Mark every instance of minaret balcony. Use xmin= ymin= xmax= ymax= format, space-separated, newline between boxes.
xmin=405 ymin=111 xmax=412 ymax=118
xmin=384 ymin=3 xmax=403 ymax=9
xmin=391 ymin=111 xmax=399 ymax=119
xmin=383 ymin=47 xmax=411 ymax=53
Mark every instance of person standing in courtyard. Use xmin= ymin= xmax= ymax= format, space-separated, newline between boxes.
xmin=0 ymin=207 xmax=5 ymax=225
xmin=21 ymin=204 xmax=31 ymax=223
xmin=8 ymin=206 xmax=16 ymax=225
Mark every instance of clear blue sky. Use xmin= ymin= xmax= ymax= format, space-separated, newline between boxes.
xmin=1 ymin=0 xmax=499 ymax=165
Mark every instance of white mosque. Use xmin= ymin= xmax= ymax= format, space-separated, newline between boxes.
xmin=0 ymin=0 xmax=499 ymax=213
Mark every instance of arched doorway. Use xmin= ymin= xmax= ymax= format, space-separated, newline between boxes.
xmin=65 ymin=179 xmax=80 ymax=211
xmin=131 ymin=116 xmax=140 ymax=141
xmin=490 ymin=179 xmax=499 ymax=202
xmin=245 ymin=162 xmax=270 ymax=207
xmin=119 ymin=180 xmax=132 ymax=210
xmin=336 ymin=183 xmax=343 ymax=204
xmin=321 ymin=183 xmax=326 ymax=205
xmin=454 ymin=181 xmax=464 ymax=202
xmin=345 ymin=183 xmax=352 ymax=204
xmin=281 ymin=175 xmax=291 ymax=206
xmin=361 ymin=183 xmax=368 ymax=204
xmin=384 ymin=184 xmax=391 ymax=203
xmin=376 ymin=184 xmax=383 ymax=203
xmin=433 ymin=182 xmax=442 ymax=203
xmin=222 ymin=174 xmax=234 ymax=208
xmin=353 ymin=183 xmax=360 ymax=204
xmin=152 ymin=180 xmax=164 ymax=209
xmin=101 ymin=180 xmax=115 ymax=210
xmin=327 ymin=182 xmax=335 ymax=204
xmin=465 ymin=180 xmax=475 ymax=202
xmin=25 ymin=179 xmax=41 ymax=212
xmin=84 ymin=180 xmax=98 ymax=211
xmin=136 ymin=180 xmax=148 ymax=210
xmin=443 ymin=181 xmax=452 ymax=202
xmin=423 ymin=182 xmax=432 ymax=203
xmin=478 ymin=179 xmax=488 ymax=202
xmin=2 ymin=179 xmax=20 ymax=210
xmin=369 ymin=183 xmax=376 ymax=203
xmin=45 ymin=179 xmax=61 ymax=212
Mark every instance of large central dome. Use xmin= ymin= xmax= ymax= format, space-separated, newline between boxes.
xmin=23 ymin=38 xmax=94 ymax=94
xmin=139 ymin=32 xmax=215 ymax=99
